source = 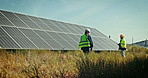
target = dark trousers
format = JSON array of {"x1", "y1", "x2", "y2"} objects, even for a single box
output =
[{"x1": 81, "y1": 47, "x2": 90, "y2": 54}]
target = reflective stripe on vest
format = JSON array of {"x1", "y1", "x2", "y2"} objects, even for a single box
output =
[
  {"x1": 79, "y1": 34, "x2": 90, "y2": 48},
  {"x1": 120, "y1": 39, "x2": 126, "y2": 48}
]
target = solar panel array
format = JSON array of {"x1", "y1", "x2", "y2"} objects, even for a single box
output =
[{"x1": 0, "y1": 10, "x2": 118, "y2": 50}]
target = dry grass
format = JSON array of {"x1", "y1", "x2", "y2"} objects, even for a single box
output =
[
  {"x1": 77, "y1": 52, "x2": 148, "y2": 78},
  {"x1": 0, "y1": 50, "x2": 80, "y2": 78},
  {"x1": 0, "y1": 46, "x2": 148, "y2": 78}
]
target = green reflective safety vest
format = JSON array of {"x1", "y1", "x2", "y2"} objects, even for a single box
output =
[
  {"x1": 120, "y1": 39, "x2": 126, "y2": 48},
  {"x1": 78, "y1": 34, "x2": 90, "y2": 48}
]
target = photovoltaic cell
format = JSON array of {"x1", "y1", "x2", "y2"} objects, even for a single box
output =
[
  {"x1": 9, "y1": 19, "x2": 29, "y2": 28},
  {"x1": 41, "y1": 19, "x2": 62, "y2": 32},
  {"x1": 19, "y1": 28, "x2": 52, "y2": 49},
  {"x1": 0, "y1": 10, "x2": 118, "y2": 51},
  {"x1": 75, "y1": 25, "x2": 85, "y2": 34},
  {"x1": 58, "y1": 33, "x2": 77, "y2": 48},
  {"x1": 35, "y1": 22, "x2": 51, "y2": 30},
  {"x1": 93, "y1": 40, "x2": 105, "y2": 50},
  {"x1": 14, "y1": 13, "x2": 41, "y2": 29},
  {"x1": 34, "y1": 30, "x2": 63, "y2": 50},
  {"x1": 0, "y1": 13, "x2": 14, "y2": 26},
  {"x1": 89, "y1": 28, "x2": 99, "y2": 36},
  {"x1": 92, "y1": 28, "x2": 108, "y2": 38},
  {"x1": 102, "y1": 38, "x2": 118, "y2": 49},
  {"x1": 72, "y1": 24, "x2": 84, "y2": 34},
  {"x1": 0, "y1": 10, "x2": 28, "y2": 28},
  {"x1": 64, "y1": 23, "x2": 78, "y2": 34},
  {"x1": 14, "y1": 13, "x2": 31, "y2": 21},
  {"x1": 0, "y1": 10, "x2": 17, "y2": 18},
  {"x1": 25, "y1": 21, "x2": 41, "y2": 29},
  {"x1": 51, "y1": 20, "x2": 71, "y2": 33},
  {"x1": 28, "y1": 16, "x2": 43, "y2": 23},
  {"x1": 66, "y1": 34, "x2": 79, "y2": 43},
  {"x1": 97, "y1": 38, "x2": 112, "y2": 50},
  {"x1": 48, "y1": 20, "x2": 64, "y2": 32},
  {"x1": 0, "y1": 27, "x2": 20, "y2": 48},
  {"x1": 2, "y1": 26, "x2": 37, "y2": 49},
  {"x1": 47, "y1": 32, "x2": 75, "y2": 50},
  {"x1": 38, "y1": 18, "x2": 54, "y2": 31},
  {"x1": 28, "y1": 16, "x2": 51, "y2": 30}
]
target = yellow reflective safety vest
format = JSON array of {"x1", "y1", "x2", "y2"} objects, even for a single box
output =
[
  {"x1": 79, "y1": 34, "x2": 90, "y2": 48},
  {"x1": 120, "y1": 39, "x2": 126, "y2": 48}
]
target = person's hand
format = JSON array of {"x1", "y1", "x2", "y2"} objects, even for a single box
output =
[{"x1": 90, "y1": 48, "x2": 93, "y2": 51}]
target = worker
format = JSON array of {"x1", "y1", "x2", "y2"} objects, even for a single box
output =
[
  {"x1": 118, "y1": 34, "x2": 126, "y2": 57},
  {"x1": 79, "y1": 28, "x2": 93, "y2": 54}
]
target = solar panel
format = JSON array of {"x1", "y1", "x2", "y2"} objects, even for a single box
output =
[
  {"x1": 1, "y1": 10, "x2": 29, "y2": 28},
  {"x1": 38, "y1": 18, "x2": 54, "y2": 31},
  {"x1": 71, "y1": 24, "x2": 84, "y2": 34},
  {"x1": 92, "y1": 28, "x2": 108, "y2": 38},
  {"x1": 58, "y1": 33, "x2": 78, "y2": 48},
  {"x1": 41, "y1": 19, "x2": 63, "y2": 32},
  {"x1": 0, "y1": 10, "x2": 118, "y2": 51},
  {"x1": 0, "y1": 13, "x2": 14, "y2": 26},
  {"x1": 93, "y1": 40, "x2": 105, "y2": 50},
  {"x1": 19, "y1": 28, "x2": 52, "y2": 49},
  {"x1": 47, "y1": 32, "x2": 75, "y2": 50},
  {"x1": 0, "y1": 26, "x2": 20, "y2": 48},
  {"x1": 1, "y1": 26, "x2": 37, "y2": 49},
  {"x1": 34, "y1": 30, "x2": 63, "y2": 50},
  {"x1": 92, "y1": 37, "x2": 107, "y2": 49},
  {"x1": 28, "y1": 16, "x2": 52, "y2": 30},
  {"x1": 66, "y1": 34, "x2": 79, "y2": 43},
  {"x1": 50, "y1": 20, "x2": 71, "y2": 33},
  {"x1": 64, "y1": 23, "x2": 79, "y2": 34}
]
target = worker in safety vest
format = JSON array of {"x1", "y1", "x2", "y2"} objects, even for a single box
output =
[
  {"x1": 118, "y1": 34, "x2": 126, "y2": 57},
  {"x1": 79, "y1": 28, "x2": 93, "y2": 54}
]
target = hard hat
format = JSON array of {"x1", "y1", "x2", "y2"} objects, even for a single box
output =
[
  {"x1": 85, "y1": 28, "x2": 90, "y2": 32},
  {"x1": 120, "y1": 34, "x2": 124, "y2": 38}
]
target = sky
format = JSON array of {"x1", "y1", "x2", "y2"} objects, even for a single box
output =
[{"x1": 0, "y1": 0, "x2": 148, "y2": 44}]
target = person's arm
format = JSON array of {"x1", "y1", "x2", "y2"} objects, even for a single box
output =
[
  {"x1": 118, "y1": 40, "x2": 121, "y2": 49},
  {"x1": 88, "y1": 35, "x2": 93, "y2": 50}
]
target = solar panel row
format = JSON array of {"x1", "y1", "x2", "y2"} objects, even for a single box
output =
[{"x1": 0, "y1": 10, "x2": 118, "y2": 50}]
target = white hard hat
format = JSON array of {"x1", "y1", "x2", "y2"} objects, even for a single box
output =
[{"x1": 85, "y1": 28, "x2": 90, "y2": 32}]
